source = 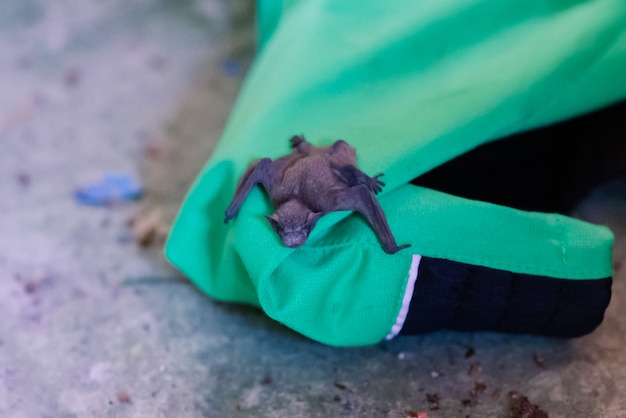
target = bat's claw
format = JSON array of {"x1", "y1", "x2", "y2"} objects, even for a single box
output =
[
  {"x1": 368, "y1": 174, "x2": 385, "y2": 194},
  {"x1": 383, "y1": 243, "x2": 411, "y2": 254},
  {"x1": 224, "y1": 207, "x2": 238, "y2": 223}
]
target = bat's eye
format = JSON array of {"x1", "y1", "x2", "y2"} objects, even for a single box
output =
[
  {"x1": 305, "y1": 212, "x2": 323, "y2": 229},
  {"x1": 265, "y1": 215, "x2": 281, "y2": 232}
]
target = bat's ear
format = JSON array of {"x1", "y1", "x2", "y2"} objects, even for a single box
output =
[
  {"x1": 306, "y1": 212, "x2": 323, "y2": 228},
  {"x1": 265, "y1": 214, "x2": 281, "y2": 232}
]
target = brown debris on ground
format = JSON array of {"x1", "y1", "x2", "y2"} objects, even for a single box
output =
[
  {"x1": 533, "y1": 354, "x2": 547, "y2": 369},
  {"x1": 467, "y1": 362, "x2": 483, "y2": 376},
  {"x1": 425, "y1": 393, "x2": 440, "y2": 411},
  {"x1": 508, "y1": 391, "x2": 549, "y2": 418},
  {"x1": 334, "y1": 382, "x2": 348, "y2": 391},
  {"x1": 405, "y1": 410, "x2": 428, "y2": 418},
  {"x1": 461, "y1": 381, "x2": 488, "y2": 407},
  {"x1": 129, "y1": 209, "x2": 169, "y2": 247},
  {"x1": 116, "y1": 391, "x2": 133, "y2": 405}
]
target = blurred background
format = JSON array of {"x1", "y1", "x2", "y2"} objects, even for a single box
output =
[{"x1": 1, "y1": 1, "x2": 625, "y2": 417}]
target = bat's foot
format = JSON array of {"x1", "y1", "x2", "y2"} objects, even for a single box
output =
[
  {"x1": 367, "y1": 174, "x2": 385, "y2": 194},
  {"x1": 289, "y1": 135, "x2": 306, "y2": 148},
  {"x1": 383, "y1": 243, "x2": 411, "y2": 254}
]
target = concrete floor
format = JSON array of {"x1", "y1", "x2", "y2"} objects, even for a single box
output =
[{"x1": 2, "y1": 1, "x2": 626, "y2": 417}]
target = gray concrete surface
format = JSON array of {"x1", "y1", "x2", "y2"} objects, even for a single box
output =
[{"x1": 1, "y1": 1, "x2": 626, "y2": 417}]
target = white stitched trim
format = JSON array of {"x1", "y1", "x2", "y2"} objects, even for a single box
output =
[{"x1": 386, "y1": 254, "x2": 422, "y2": 340}]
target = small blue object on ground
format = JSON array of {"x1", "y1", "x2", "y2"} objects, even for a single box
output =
[
  {"x1": 74, "y1": 173, "x2": 144, "y2": 206},
  {"x1": 220, "y1": 58, "x2": 245, "y2": 77}
]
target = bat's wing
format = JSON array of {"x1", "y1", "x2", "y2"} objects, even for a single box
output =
[
  {"x1": 333, "y1": 185, "x2": 410, "y2": 254},
  {"x1": 224, "y1": 158, "x2": 273, "y2": 222},
  {"x1": 332, "y1": 164, "x2": 385, "y2": 194}
]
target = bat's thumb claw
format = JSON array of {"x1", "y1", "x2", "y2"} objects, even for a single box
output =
[{"x1": 384, "y1": 243, "x2": 411, "y2": 254}]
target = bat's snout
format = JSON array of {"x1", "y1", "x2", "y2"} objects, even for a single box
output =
[{"x1": 281, "y1": 233, "x2": 308, "y2": 249}]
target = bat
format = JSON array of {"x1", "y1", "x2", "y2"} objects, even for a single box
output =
[{"x1": 224, "y1": 135, "x2": 410, "y2": 254}]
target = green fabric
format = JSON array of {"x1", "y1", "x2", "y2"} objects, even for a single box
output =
[{"x1": 166, "y1": 0, "x2": 626, "y2": 346}]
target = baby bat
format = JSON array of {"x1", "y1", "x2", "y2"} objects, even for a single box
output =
[{"x1": 224, "y1": 135, "x2": 410, "y2": 254}]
